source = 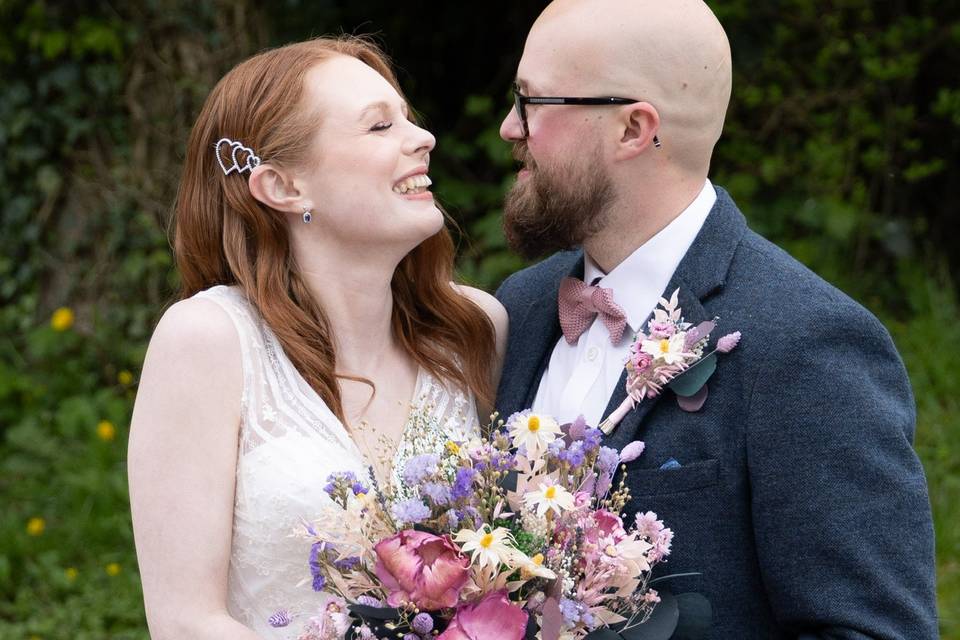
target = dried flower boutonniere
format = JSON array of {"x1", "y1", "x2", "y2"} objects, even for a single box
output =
[{"x1": 599, "y1": 289, "x2": 741, "y2": 434}]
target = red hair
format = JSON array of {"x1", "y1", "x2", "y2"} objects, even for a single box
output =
[{"x1": 172, "y1": 36, "x2": 495, "y2": 419}]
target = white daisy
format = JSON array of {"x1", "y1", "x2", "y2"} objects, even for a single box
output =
[
  {"x1": 523, "y1": 481, "x2": 576, "y2": 518},
  {"x1": 508, "y1": 412, "x2": 561, "y2": 458},
  {"x1": 640, "y1": 332, "x2": 689, "y2": 365},
  {"x1": 509, "y1": 550, "x2": 557, "y2": 580},
  {"x1": 454, "y1": 525, "x2": 515, "y2": 569}
]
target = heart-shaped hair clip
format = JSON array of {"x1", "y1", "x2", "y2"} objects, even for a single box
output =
[{"x1": 214, "y1": 137, "x2": 262, "y2": 175}]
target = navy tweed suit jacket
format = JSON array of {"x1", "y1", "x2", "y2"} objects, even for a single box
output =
[{"x1": 494, "y1": 187, "x2": 938, "y2": 639}]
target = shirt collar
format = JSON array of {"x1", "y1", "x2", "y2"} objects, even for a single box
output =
[{"x1": 584, "y1": 179, "x2": 717, "y2": 333}]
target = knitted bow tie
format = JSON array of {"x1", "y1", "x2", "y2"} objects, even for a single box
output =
[{"x1": 558, "y1": 276, "x2": 628, "y2": 345}]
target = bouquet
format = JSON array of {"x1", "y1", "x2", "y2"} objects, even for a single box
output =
[{"x1": 281, "y1": 412, "x2": 707, "y2": 640}]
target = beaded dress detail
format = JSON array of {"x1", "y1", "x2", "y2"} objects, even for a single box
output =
[{"x1": 192, "y1": 285, "x2": 480, "y2": 637}]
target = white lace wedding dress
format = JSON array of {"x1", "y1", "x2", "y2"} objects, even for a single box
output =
[{"x1": 194, "y1": 285, "x2": 480, "y2": 638}]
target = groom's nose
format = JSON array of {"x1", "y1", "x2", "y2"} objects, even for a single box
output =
[{"x1": 500, "y1": 106, "x2": 524, "y2": 142}]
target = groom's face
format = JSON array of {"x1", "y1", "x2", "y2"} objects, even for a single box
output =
[
  {"x1": 501, "y1": 138, "x2": 614, "y2": 260},
  {"x1": 499, "y1": 40, "x2": 615, "y2": 259}
]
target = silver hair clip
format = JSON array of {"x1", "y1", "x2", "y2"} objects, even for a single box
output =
[{"x1": 214, "y1": 137, "x2": 262, "y2": 175}]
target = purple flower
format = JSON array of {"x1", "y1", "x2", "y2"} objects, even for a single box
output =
[
  {"x1": 451, "y1": 467, "x2": 477, "y2": 501},
  {"x1": 567, "y1": 415, "x2": 588, "y2": 441},
  {"x1": 558, "y1": 598, "x2": 582, "y2": 625},
  {"x1": 421, "y1": 482, "x2": 452, "y2": 506},
  {"x1": 268, "y1": 609, "x2": 291, "y2": 628},
  {"x1": 582, "y1": 427, "x2": 602, "y2": 452},
  {"x1": 619, "y1": 441, "x2": 646, "y2": 463},
  {"x1": 391, "y1": 498, "x2": 431, "y2": 525},
  {"x1": 682, "y1": 326, "x2": 702, "y2": 350},
  {"x1": 560, "y1": 441, "x2": 586, "y2": 468},
  {"x1": 352, "y1": 481, "x2": 369, "y2": 495},
  {"x1": 403, "y1": 453, "x2": 441, "y2": 486},
  {"x1": 717, "y1": 331, "x2": 741, "y2": 353},
  {"x1": 357, "y1": 594, "x2": 383, "y2": 607},
  {"x1": 412, "y1": 612, "x2": 434, "y2": 634},
  {"x1": 309, "y1": 542, "x2": 326, "y2": 591},
  {"x1": 333, "y1": 555, "x2": 361, "y2": 571},
  {"x1": 596, "y1": 447, "x2": 620, "y2": 474},
  {"x1": 490, "y1": 452, "x2": 515, "y2": 471},
  {"x1": 444, "y1": 508, "x2": 460, "y2": 530},
  {"x1": 547, "y1": 438, "x2": 565, "y2": 457},
  {"x1": 324, "y1": 471, "x2": 365, "y2": 500}
]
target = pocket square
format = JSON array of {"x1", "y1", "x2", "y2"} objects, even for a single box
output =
[{"x1": 660, "y1": 458, "x2": 682, "y2": 470}]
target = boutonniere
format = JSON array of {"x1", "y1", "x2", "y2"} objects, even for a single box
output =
[{"x1": 599, "y1": 288, "x2": 741, "y2": 435}]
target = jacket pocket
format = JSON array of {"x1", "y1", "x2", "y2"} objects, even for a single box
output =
[{"x1": 624, "y1": 458, "x2": 719, "y2": 497}]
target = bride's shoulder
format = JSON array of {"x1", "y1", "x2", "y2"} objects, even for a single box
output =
[
  {"x1": 145, "y1": 294, "x2": 241, "y2": 375},
  {"x1": 453, "y1": 283, "x2": 508, "y2": 334}
]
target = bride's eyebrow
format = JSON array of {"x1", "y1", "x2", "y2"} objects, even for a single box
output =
[{"x1": 358, "y1": 100, "x2": 409, "y2": 120}]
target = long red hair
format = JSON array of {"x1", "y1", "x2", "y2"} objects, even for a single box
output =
[{"x1": 172, "y1": 36, "x2": 495, "y2": 419}]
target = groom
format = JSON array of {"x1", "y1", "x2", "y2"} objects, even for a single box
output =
[{"x1": 494, "y1": 0, "x2": 938, "y2": 637}]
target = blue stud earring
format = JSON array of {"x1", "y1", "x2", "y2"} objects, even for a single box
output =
[{"x1": 302, "y1": 207, "x2": 312, "y2": 224}]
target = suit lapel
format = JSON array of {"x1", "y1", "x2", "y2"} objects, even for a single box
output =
[{"x1": 600, "y1": 187, "x2": 747, "y2": 450}]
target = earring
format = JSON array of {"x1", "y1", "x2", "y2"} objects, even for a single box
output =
[
  {"x1": 302, "y1": 207, "x2": 312, "y2": 224},
  {"x1": 653, "y1": 135, "x2": 662, "y2": 149}
]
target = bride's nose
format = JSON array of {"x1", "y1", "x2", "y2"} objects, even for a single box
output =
[{"x1": 404, "y1": 122, "x2": 436, "y2": 156}]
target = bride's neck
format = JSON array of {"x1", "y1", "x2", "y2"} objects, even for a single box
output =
[{"x1": 293, "y1": 241, "x2": 401, "y2": 375}]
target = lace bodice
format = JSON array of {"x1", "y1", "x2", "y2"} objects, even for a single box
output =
[{"x1": 193, "y1": 285, "x2": 480, "y2": 638}]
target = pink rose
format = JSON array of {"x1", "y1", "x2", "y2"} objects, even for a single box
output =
[
  {"x1": 630, "y1": 350, "x2": 653, "y2": 373},
  {"x1": 648, "y1": 321, "x2": 676, "y2": 339},
  {"x1": 438, "y1": 591, "x2": 529, "y2": 640},
  {"x1": 374, "y1": 530, "x2": 470, "y2": 610},
  {"x1": 584, "y1": 509, "x2": 626, "y2": 547}
]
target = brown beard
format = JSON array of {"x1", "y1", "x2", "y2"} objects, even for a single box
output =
[{"x1": 502, "y1": 141, "x2": 614, "y2": 260}]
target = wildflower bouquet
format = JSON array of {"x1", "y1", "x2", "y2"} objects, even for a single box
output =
[{"x1": 284, "y1": 412, "x2": 707, "y2": 640}]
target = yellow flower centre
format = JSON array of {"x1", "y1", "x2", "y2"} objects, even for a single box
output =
[
  {"x1": 446, "y1": 441, "x2": 460, "y2": 455},
  {"x1": 51, "y1": 307, "x2": 74, "y2": 332},
  {"x1": 97, "y1": 420, "x2": 116, "y2": 441},
  {"x1": 479, "y1": 533, "x2": 494, "y2": 548},
  {"x1": 532, "y1": 553, "x2": 544, "y2": 565},
  {"x1": 527, "y1": 416, "x2": 540, "y2": 432},
  {"x1": 545, "y1": 486, "x2": 557, "y2": 500},
  {"x1": 659, "y1": 339, "x2": 671, "y2": 353}
]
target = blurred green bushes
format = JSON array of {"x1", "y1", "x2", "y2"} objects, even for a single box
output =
[{"x1": 1, "y1": 0, "x2": 957, "y2": 638}]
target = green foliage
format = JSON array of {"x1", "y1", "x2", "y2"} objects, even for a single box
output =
[{"x1": 0, "y1": 0, "x2": 957, "y2": 638}]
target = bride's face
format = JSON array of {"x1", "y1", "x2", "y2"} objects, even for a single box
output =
[{"x1": 297, "y1": 56, "x2": 443, "y2": 248}]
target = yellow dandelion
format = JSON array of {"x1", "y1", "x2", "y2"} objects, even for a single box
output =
[
  {"x1": 105, "y1": 562, "x2": 121, "y2": 576},
  {"x1": 117, "y1": 370, "x2": 134, "y2": 385},
  {"x1": 65, "y1": 567, "x2": 78, "y2": 581},
  {"x1": 96, "y1": 420, "x2": 116, "y2": 441},
  {"x1": 26, "y1": 517, "x2": 45, "y2": 536},
  {"x1": 50, "y1": 307, "x2": 74, "y2": 331}
]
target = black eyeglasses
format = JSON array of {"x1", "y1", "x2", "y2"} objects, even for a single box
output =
[{"x1": 512, "y1": 83, "x2": 661, "y2": 147}]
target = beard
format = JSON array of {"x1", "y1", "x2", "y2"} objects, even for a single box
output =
[{"x1": 502, "y1": 140, "x2": 615, "y2": 260}]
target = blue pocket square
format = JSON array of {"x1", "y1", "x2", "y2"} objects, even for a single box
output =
[{"x1": 660, "y1": 458, "x2": 682, "y2": 470}]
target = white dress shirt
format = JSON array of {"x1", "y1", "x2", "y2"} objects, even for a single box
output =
[{"x1": 531, "y1": 180, "x2": 717, "y2": 426}]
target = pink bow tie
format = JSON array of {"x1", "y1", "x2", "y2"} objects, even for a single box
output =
[{"x1": 558, "y1": 276, "x2": 628, "y2": 345}]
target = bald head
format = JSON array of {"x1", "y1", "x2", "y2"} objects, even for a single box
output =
[{"x1": 520, "y1": 0, "x2": 732, "y2": 174}]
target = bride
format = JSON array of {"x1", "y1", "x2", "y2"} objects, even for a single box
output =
[{"x1": 127, "y1": 37, "x2": 507, "y2": 639}]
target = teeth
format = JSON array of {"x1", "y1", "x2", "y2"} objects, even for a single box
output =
[{"x1": 393, "y1": 174, "x2": 432, "y2": 194}]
